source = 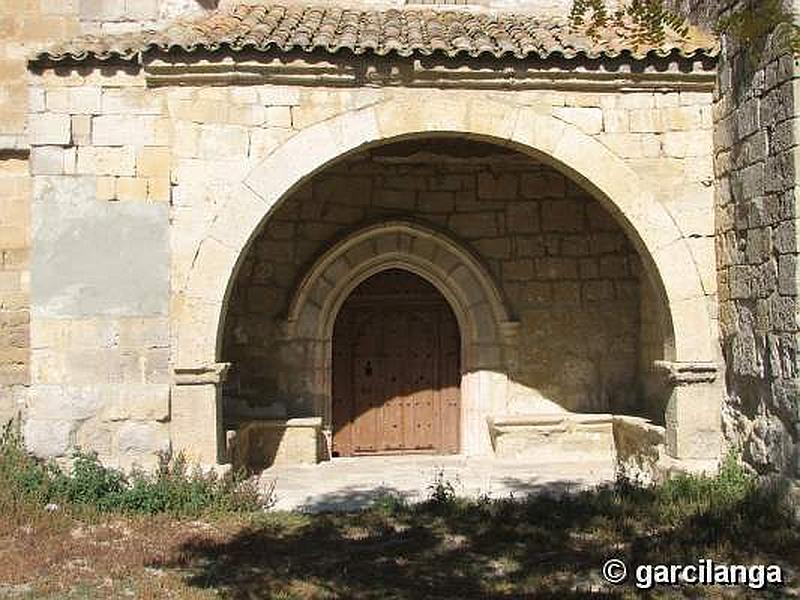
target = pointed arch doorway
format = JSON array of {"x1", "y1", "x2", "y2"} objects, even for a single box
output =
[{"x1": 331, "y1": 269, "x2": 461, "y2": 457}]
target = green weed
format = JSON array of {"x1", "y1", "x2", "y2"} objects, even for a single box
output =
[{"x1": 0, "y1": 419, "x2": 271, "y2": 517}]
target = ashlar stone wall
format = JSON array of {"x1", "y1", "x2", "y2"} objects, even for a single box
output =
[
  {"x1": 221, "y1": 139, "x2": 664, "y2": 424},
  {"x1": 24, "y1": 52, "x2": 718, "y2": 465},
  {"x1": 0, "y1": 156, "x2": 30, "y2": 424},
  {"x1": 25, "y1": 68, "x2": 172, "y2": 467},
  {"x1": 0, "y1": 0, "x2": 215, "y2": 436}
]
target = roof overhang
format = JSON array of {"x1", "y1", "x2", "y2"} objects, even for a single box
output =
[
  {"x1": 138, "y1": 46, "x2": 715, "y2": 91},
  {"x1": 29, "y1": 2, "x2": 718, "y2": 91}
]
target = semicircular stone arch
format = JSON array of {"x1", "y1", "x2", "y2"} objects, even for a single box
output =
[
  {"x1": 287, "y1": 220, "x2": 517, "y2": 372},
  {"x1": 280, "y1": 220, "x2": 519, "y2": 455},
  {"x1": 177, "y1": 99, "x2": 714, "y2": 368},
  {"x1": 172, "y1": 95, "x2": 720, "y2": 465}
]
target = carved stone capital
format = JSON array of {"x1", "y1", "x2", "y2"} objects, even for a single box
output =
[
  {"x1": 174, "y1": 362, "x2": 231, "y2": 386},
  {"x1": 653, "y1": 360, "x2": 718, "y2": 385}
]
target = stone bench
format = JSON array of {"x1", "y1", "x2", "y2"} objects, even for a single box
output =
[
  {"x1": 488, "y1": 413, "x2": 615, "y2": 462},
  {"x1": 227, "y1": 417, "x2": 323, "y2": 473}
]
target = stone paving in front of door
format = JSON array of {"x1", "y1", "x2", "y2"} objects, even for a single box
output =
[{"x1": 257, "y1": 454, "x2": 616, "y2": 512}]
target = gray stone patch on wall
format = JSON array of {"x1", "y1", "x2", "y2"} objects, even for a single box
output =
[{"x1": 31, "y1": 176, "x2": 169, "y2": 318}]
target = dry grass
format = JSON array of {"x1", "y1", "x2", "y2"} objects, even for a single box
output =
[
  {"x1": 1, "y1": 426, "x2": 796, "y2": 599},
  {"x1": 1, "y1": 472, "x2": 799, "y2": 599}
]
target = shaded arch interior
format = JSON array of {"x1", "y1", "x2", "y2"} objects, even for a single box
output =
[{"x1": 220, "y1": 137, "x2": 672, "y2": 425}]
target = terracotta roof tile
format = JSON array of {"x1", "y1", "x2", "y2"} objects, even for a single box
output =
[{"x1": 34, "y1": 2, "x2": 719, "y2": 63}]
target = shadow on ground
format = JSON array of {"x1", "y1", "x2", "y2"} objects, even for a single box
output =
[
  {"x1": 152, "y1": 478, "x2": 800, "y2": 599},
  {"x1": 287, "y1": 478, "x2": 592, "y2": 513}
]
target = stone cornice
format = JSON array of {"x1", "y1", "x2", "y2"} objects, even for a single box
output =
[
  {"x1": 174, "y1": 363, "x2": 231, "y2": 386},
  {"x1": 143, "y1": 51, "x2": 716, "y2": 91},
  {"x1": 653, "y1": 360, "x2": 718, "y2": 385}
]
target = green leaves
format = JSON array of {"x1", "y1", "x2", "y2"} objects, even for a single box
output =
[
  {"x1": 569, "y1": 0, "x2": 689, "y2": 48},
  {"x1": 715, "y1": 0, "x2": 800, "y2": 58},
  {"x1": 570, "y1": 0, "x2": 800, "y2": 59}
]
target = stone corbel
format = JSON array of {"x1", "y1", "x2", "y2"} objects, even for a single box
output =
[
  {"x1": 652, "y1": 360, "x2": 718, "y2": 385},
  {"x1": 174, "y1": 363, "x2": 231, "y2": 386}
]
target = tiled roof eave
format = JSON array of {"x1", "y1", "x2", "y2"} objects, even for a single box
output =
[
  {"x1": 31, "y1": 3, "x2": 720, "y2": 67},
  {"x1": 33, "y1": 42, "x2": 718, "y2": 66}
]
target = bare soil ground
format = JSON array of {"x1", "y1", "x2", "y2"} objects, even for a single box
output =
[{"x1": 1, "y1": 485, "x2": 799, "y2": 599}]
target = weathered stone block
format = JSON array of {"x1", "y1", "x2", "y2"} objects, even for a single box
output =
[
  {"x1": 553, "y1": 281, "x2": 581, "y2": 304},
  {"x1": 477, "y1": 172, "x2": 517, "y2": 199},
  {"x1": 148, "y1": 177, "x2": 170, "y2": 202},
  {"x1": 603, "y1": 109, "x2": 629, "y2": 133},
  {"x1": 24, "y1": 418, "x2": 72, "y2": 458},
  {"x1": 541, "y1": 200, "x2": 584, "y2": 232},
  {"x1": 171, "y1": 383, "x2": 223, "y2": 465},
  {"x1": 629, "y1": 109, "x2": 664, "y2": 133},
  {"x1": 662, "y1": 131, "x2": 711, "y2": 158},
  {"x1": 520, "y1": 172, "x2": 566, "y2": 198},
  {"x1": 116, "y1": 176, "x2": 148, "y2": 201},
  {"x1": 76, "y1": 146, "x2": 136, "y2": 176},
  {"x1": 101, "y1": 384, "x2": 170, "y2": 422},
  {"x1": 76, "y1": 423, "x2": 113, "y2": 457},
  {"x1": 778, "y1": 254, "x2": 797, "y2": 296},
  {"x1": 102, "y1": 88, "x2": 163, "y2": 115},
  {"x1": 93, "y1": 115, "x2": 157, "y2": 146},
  {"x1": 536, "y1": 257, "x2": 578, "y2": 280},
  {"x1": 198, "y1": 125, "x2": 249, "y2": 158},
  {"x1": 259, "y1": 86, "x2": 300, "y2": 106},
  {"x1": 617, "y1": 94, "x2": 655, "y2": 110},
  {"x1": 553, "y1": 107, "x2": 603, "y2": 134},
  {"x1": 28, "y1": 385, "x2": 103, "y2": 420},
  {"x1": 116, "y1": 421, "x2": 168, "y2": 456},
  {"x1": 449, "y1": 212, "x2": 498, "y2": 238},
  {"x1": 561, "y1": 235, "x2": 589, "y2": 256},
  {"x1": 583, "y1": 280, "x2": 614, "y2": 302},
  {"x1": 474, "y1": 237, "x2": 511, "y2": 260},
  {"x1": 228, "y1": 103, "x2": 266, "y2": 127},
  {"x1": 501, "y1": 259, "x2": 532, "y2": 281},
  {"x1": 136, "y1": 147, "x2": 170, "y2": 179},
  {"x1": 664, "y1": 106, "x2": 702, "y2": 130},
  {"x1": 265, "y1": 106, "x2": 292, "y2": 128},
  {"x1": 30, "y1": 147, "x2": 67, "y2": 175},
  {"x1": 29, "y1": 113, "x2": 71, "y2": 145},
  {"x1": 62, "y1": 87, "x2": 102, "y2": 114},
  {"x1": 96, "y1": 176, "x2": 116, "y2": 201},
  {"x1": 71, "y1": 115, "x2": 92, "y2": 145}
]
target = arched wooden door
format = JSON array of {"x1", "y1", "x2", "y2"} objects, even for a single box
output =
[{"x1": 332, "y1": 269, "x2": 461, "y2": 457}]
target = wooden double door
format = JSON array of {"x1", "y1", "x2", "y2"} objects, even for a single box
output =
[{"x1": 331, "y1": 270, "x2": 461, "y2": 457}]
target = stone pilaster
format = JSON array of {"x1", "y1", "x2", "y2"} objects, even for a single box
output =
[
  {"x1": 655, "y1": 360, "x2": 721, "y2": 462},
  {"x1": 171, "y1": 363, "x2": 230, "y2": 465}
]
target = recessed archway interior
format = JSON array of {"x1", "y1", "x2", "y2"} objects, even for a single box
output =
[{"x1": 220, "y1": 135, "x2": 674, "y2": 456}]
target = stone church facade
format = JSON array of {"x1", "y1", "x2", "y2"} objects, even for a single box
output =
[{"x1": 0, "y1": 0, "x2": 795, "y2": 482}]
